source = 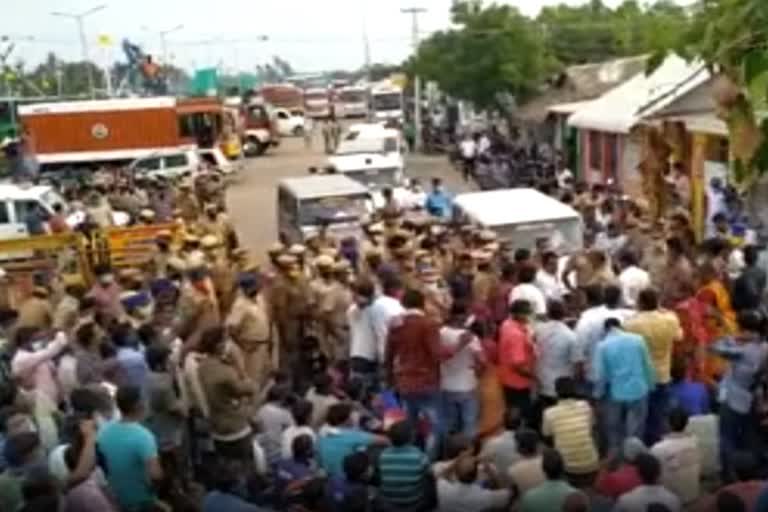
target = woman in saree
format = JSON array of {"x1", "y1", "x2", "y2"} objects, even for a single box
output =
[
  {"x1": 468, "y1": 318, "x2": 505, "y2": 440},
  {"x1": 694, "y1": 261, "x2": 738, "y2": 386}
]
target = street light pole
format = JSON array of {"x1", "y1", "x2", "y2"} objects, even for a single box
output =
[
  {"x1": 401, "y1": 6, "x2": 426, "y2": 152},
  {"x1": 143, "y1": 24, "x2": 183, "y2": 92},
  {"x1": 51, "y1": 4, "x2": 106, "y2": 98}
]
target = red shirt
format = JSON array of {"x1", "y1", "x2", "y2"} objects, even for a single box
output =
[
  {"x1": 387, "y1": 310, "x2": 442, "y2": 394},
  {"x1": 594, "y1": 464, "x2": 642, "y2": 499},
  {"x1": 497, "y1": 318, "x2": 536, "y2": 390}
]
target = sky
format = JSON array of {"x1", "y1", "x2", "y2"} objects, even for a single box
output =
[{"x1": 3, "y1": 0, "x2": 696, "y2": 73}]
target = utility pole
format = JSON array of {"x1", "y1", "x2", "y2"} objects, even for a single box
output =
[
  {"x1": 143, "y1": 24, "x2": 183, "y2": 92},
  {"x1": 51, "y1": 4, "x2": 106, "y2": 98},
  {"x1": 401, "y1": 6, "x2": 426, "y2": 152},
  {"x1": 362, "y1": 2, "x2": 371, "y2": 82}
]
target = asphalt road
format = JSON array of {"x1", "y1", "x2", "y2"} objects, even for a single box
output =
[{"x1": 227, "y1": 135, "x2": 474, "y2": 255}]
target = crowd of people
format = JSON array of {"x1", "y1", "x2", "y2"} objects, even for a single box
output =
[{"x1": 0, "y1": 149, "x2": 768, "y2": 512}]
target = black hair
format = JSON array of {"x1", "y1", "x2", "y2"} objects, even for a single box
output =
[
  {"x1": 145, "y1": 344, "x2": 170, "y2": 372},
  {"x1": 401, "y1": 288, "x2": 425, "y2": 309},
  {"x1": 444, "y1": 433, "x2": 471, "y2": 459},
  {"x1": 604, "y1": 317, "x2": 622, "y2": 331},
  {"x1": 14, "y1": 326, "x2": 39, "y2": 349},
  {"x1": 291, "y1": 434, "x2": 314, "y2": 462},
  {"x1": 547, "y1": 299, "x2": 567, "y2": 321},
  {"x1": 670, "y1": 358, "x2": 688, "y2": 383},
  {"x1": 514, "y1": 248, "x2": 531, "y2": 263},
  {"x1": 388, "y1": 420, "x2": 414, "y2": 447},
  {"x1": 637, "y1": 288, "x2": 659, "y2": 311},
  {"x1": 326, "y1": 403, "x2": 353, "y2": 427},
  {"x1": 343, "y1": 451, "x2": 370, "y2": 482},
  {"x1": 667, "y1": 407, "x2": 689, "y2": 432},
  {"x1": 501, "y1": 262, "x2": 516, "y2": 280},
  {"x1": 555, "y1": 376, "x2": 577, "y2": 399},
  {"x1": 75, "y1": 323, "x2": 97, "y2": 348},
  {"x1": 542, "y1": 448, "x2": 565, "y2": 480},
  {"x1": 517, "y1": 264, "x2": 537, "y2": 284},
  {"x1": 744, "y1": 245, "x2": 760, "y2": 266},
  {"x1": 509, "y1": 299, "x2": 533, "y2": 318},
  {"x1": 603, "y1": 285, "x2": 622, "y2": 308},
  {"x1": 618, "y1": 250, "x2": 637, "y2": 268},
  {"x1": 634, "y1": 453, "x2": 661, "y2": 484},
  {"x1": 291, "y1": 400, "x2": 313, "y2": 427},
  {"x1": 516, "y1": 429, "x2": 539, "y2": 456},
  {"x1": 584, "y1": 284, "x2": 604, "y2": 307},
  {"x1": 266, "y1": 383, "x2": 291, "y2": 404},
  {"x1": 381, "y1": 274, "x2": 404, "y2": 296},
  {"x1": 115, "y1": 386, "x2": 143, "y2": 416}
]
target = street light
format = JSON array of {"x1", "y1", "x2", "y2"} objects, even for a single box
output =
[
  {"x1": 143, "y1": 24, "x2": 183, "y2": 69},
  {"x1": 51, "y1": 4, "x2": 107, "y2": 98}
]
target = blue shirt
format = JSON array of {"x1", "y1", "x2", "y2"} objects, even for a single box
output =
[
  {"x1": 316, "y1": 427, "x2": 375, "y2": 478},
  {"x1": 116, "y1": 347, "x2": 149, "y2": 392},
  {"x1": 202, "y1": 491, "x2": 266, "y2": 512},
  {"x1": 425, "y1": 191, "x2": 452, "y2": 218},
  {"x1": 711, "y1": 338, "x2": 768, "y2": 414},
  {"x1": 593, "y1": 329, "x2": 655, "y2": 402},
  {"x1": 669, "y1": 380, "x2": 710, "y2": 416},
  {"x1": 97, "y1": 421, "x2": 158, "y2": 511}
]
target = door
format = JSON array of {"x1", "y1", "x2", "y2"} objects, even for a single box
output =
[
  {"x1": 274, "y1": 110, "x2": 291, "y2": 136},
  {"x1": 11, "y1": 200, "x2": 39, "y2": 238}
]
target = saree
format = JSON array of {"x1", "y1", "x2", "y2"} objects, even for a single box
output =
[
  {"x1": 476, "y1": 338, "x2": 505, "y2": 440},
  {"x1": 695, "y1": 279, "x2": 738, "y2": 385}
]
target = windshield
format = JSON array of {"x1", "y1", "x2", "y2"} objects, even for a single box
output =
[
  {"x1": 346, "y1": 168, "x2": 398, "y2": 188},
  {"x1": 339, "y1": 90, "x2": 366, "y2": 103},
  {"x1": 372, "y1": 93, "x2": 401, "y2": 111},
  {"x1": 336, "y1": 136, "x2": 397, "y2": 155},
  {"x1": 298, "y1": 195, "x2": 368, "y2": 225}
]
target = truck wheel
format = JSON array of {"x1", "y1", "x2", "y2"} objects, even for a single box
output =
[
  {"x1": 243, "y1": 137, "x2": 264, "y2": 157},
  {"x1": 292, "y1": 126, "x2": 304, "y2": 137}
]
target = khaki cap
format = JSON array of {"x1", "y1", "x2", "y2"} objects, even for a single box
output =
[
  {"x1": 314, "y1": 254, "x2": 335, "y2": 268},
  {"x1": 232, "y1": 248, "x2": 249, "y2": 260},
  {"x1": 268, "y1": 242, "x2": 285, "y2": 255},
  {"x1": 183, "y1": 234, "x2": 200, "y2": 244},
  {"x1": 201, "y1": 235, "x2": 220, "y2": 248},
  {"x1": 367, "y1": 222, "x2": 385, "y2": 234},
  {"x1": 167, "y1": 256, "x2": 187, "y2": 271},
  {"x1": 276, "y1": 254, "x2": 298, "y2": 266},
  {"x1": 333, "y1": 259, "x2": 351, "y2": 272},
  {"x1": 288, "y1": 244, "x2": 306, "y2": 256},
  {"x1": 156, "y1": 230, "x2": 173, "y2": 241},
  {"x1": 139, "y1": 209, "x2": 155, "y2": 220}
]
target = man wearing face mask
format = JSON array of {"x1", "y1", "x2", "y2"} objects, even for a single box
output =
[{"x1": 226, "y1": 272, "x2": 273, "y2": 390}]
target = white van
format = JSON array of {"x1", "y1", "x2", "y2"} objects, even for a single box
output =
[
  {"x1": 277, "y1": 175, "x2": 371, "y2": 243},
  {"x1": 273, "y1": 108, "x2": 305, "y2": 137},
  {"x1": 131, "y1": 147, "x2": 236, "y2": 180},
  {"x1": 453, "y1": 188, "x2": 584, "y2": 254}
]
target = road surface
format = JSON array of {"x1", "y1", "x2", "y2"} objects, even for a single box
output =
[{"x1": 227, "y1": 135, "x2": 473, "y2": 254}]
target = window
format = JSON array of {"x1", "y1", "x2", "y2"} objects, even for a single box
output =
[
  {"x1": 199, "y1": 152, "x2": 217, "y2": 166},
  {"x1": 278, "y1": 187, "x2": 297, "y2": 223},
  {"x1": 13, "y1": 201, "x2": 38, "y2": 223},
  {"x1": 276, "y1": 111, "x2": 289, "y2": 120},
  {"x1": 163, "y1": 154, "x2": 189, "y2": 168},
  {"x1": 0, "y1": 203, "x2": 10, "y2": 224},
  {"x1": 178, "y1": 114, "x2": 195, "y2": 138},
  {"x1": 136, "y1": 157, "x2": 161, "y2": 171}
]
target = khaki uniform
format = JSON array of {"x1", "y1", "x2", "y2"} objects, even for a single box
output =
[
  {"x1": 227, "y1": 294, "x2": 272, "y2": 388},
  {"x1": 270, "y1": 274, "x2": 310, "y2": 369},
  {"x1": 208, "y1": 256, "x2": 236, "y2": 315},
  {"x1": 308, "y1": 277, "x2": 336, "y2": 359},
  {"x1": 472, "y1": 270, "x2": 497, "y2": 306},
  {"x1": 53, "y1": 295, "x2": 79, "y2": 333},
  {"x1": 177, "y1": 193, "x2": 201, "y2": 224},
  {"x1": 147, "y1": 249, "x2": 172, "y2": 279},
  {"x1": 17, "y1": 297, "x2": 53, "y2": 330},
  {"x1": 176, "y1": 283, "x2": 221, "y2": 348}
]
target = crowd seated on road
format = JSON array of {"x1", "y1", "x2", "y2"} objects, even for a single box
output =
[{"x1": 3, "y1": 142, "x2": 768, "y2": 512}]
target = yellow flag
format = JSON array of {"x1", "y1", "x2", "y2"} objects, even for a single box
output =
[{"x1": 97, "y1": 34, "x2": 113, "y2": 47}]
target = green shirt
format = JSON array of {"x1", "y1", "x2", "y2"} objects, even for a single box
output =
[
  {"x1": 519, "y1": 479, "x2": 579, "y2": 512},
  {"x1": 0, "y1": 471, "x2": 22, "y2": 512}
]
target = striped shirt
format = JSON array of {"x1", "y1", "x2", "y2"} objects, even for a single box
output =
[
  {"x1": 378, "y1": 445, "x2": 430, "y2": 507},
  {"x1": 542, "y1": 399, "x2": 599, "y2": 474}
]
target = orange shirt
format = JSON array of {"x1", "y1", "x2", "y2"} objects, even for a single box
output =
[{"x1": 497, "y1": 318, "x2": 536, "y2": 390}]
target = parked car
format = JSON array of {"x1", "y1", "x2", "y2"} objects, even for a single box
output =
[{"x1": 273, "y1": 108, "x2": 305, "y2": 137}]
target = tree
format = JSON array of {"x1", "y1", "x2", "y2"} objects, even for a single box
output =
[
  {"x1": 410, "y1": 1, "x2": 555, "y2": 111},
  {"x1": 658, "y1": 0, "x2": 768, "y2": 184}
]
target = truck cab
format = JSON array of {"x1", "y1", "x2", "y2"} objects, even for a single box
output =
[
  {"x1": 370, "y1": 84, "x2": 404, "y2": 123},
  {"x1": 277, "y1": 175, "x2": 371, "y2": 243},
  {"x1": 325, "y1": 124, "x2": 406, "y2": 209},
  {"x1": 453, "y1": 188, "x2": 584, "y2": 255}
]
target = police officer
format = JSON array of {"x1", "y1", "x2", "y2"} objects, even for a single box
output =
[
  {"x1": 227, "y1": 272, "x2": 273, "y2": 389},
  {"x1": 270, "y1": 254, "x2": 310, "y2": 370}
]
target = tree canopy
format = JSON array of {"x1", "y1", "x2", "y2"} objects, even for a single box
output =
[{"x1": 409, "y1": 0, "x2": 691, "y2": 111}]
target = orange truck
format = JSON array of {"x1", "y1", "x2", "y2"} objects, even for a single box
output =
[
  {"x1": 260, "y1": 83, "x2": 304, "y2": 112},
  {"x1": 19, "y1": 96, "x2": 241, "y2": 169}
]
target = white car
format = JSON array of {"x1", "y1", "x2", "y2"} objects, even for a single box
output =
[
  {"x1": 131, "y1": 147, "x2": 236, "y2": 180},
  {"x1": 326, "y1": 125, "x2": 406, "y2": 208},
  {"x1": 273, "y1": 108, "x2": 305, "y2": 137}
]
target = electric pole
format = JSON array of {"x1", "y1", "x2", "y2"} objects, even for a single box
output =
[
  {"x1": 401, "y1": 6, "x2": 426, "y2": 152},
  {"x1": 51, "y1": 4, "x2": 106, "y2": 98}
]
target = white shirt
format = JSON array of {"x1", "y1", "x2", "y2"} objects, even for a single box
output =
[
  {"x1": 618, "y1": 265, "x2": 651, "y2": 308},
  {"x1": 347, "y1": 304, "x2": 377, "y2": 362},
  {"x1": 437, "y1": 479, "x2": 510, "y2": 512},
  {"x1": 508, "y1": 283, "x2": 547, "y2": 316},
  {"x1": 534, "y1": 269, "x2": 565, "y2": 301},
  {"x1": 478, "y1": 135, "x2": 491, "y2": 155},
  {"x1": 369, "y1": 295, "x2": 405, "y2": 362},
  {"x1": 460, "y1": 139, "x2": 477, "y2": 159},
  {"x1": 574, "y1": 305, "x2": 635, "y2": 379},
  {"x1": 556, "y1": 168, "x2": 574, "y2": 188},
  {"x1": 281, "y1": 425, "x2": 317, "y2": 459},
  {"x1": 439, "y1": 326, "x2": 482, "y2": 392},
  {"x1": 650, "y1": 433, "x2": 701, "y2": 504}
]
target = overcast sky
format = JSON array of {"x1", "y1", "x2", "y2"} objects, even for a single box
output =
[{"x1": 4, "y1": 0, "x2": 695, "y2": 73}]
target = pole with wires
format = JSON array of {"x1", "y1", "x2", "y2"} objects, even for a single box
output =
[
  {"x1": 401, "y1": 6, "x2": 426, "y2": 152},
  {"x1": 51, "y1": 5, "x2": 106, "y2": 98}
]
